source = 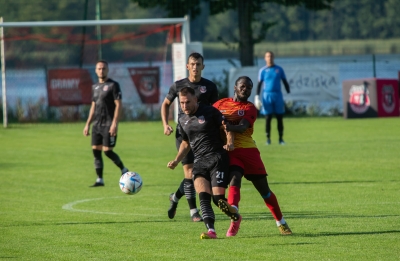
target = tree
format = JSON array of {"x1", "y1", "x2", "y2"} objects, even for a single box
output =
[{"x1": 130, "y1": 0, "x2": 333, "y2": 66}]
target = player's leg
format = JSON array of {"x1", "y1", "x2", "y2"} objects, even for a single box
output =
[
  {"x1": 227, "y1": 150, "x2": 245, "y2": 209},
  {"x1": 90, "y1": 125, "x2": 105, "y2": 187},
  {"x1": 193, "y1": 170, "x2": 216, "y2": 239},
  {"x1": 275, "y1": 94, "x2": 286, "y2": 144},
  {"x1": 102, "y1": 127, "x2": 128, "y2": 174},
  {"x1": 168, "y1": 132, "x2": 201, "y2": 221},
  {"x1": 276, "y1": 114, "x2": 284, "y2": 144},
  {"x1": 210, "y1": 153, "x2": 241, "y2": 221},
  {"x1": 263, "y1": 92, "x2": 274, "y2": 144},
  {"x1": 250, "y1": 175, "x2": 292, "y2": 235}
]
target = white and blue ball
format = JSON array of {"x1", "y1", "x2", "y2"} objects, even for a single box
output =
[{"x1": 119, "y1": 171, "x2": 143, "y2": 195}]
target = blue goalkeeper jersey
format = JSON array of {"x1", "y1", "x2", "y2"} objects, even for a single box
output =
[{"x1": 258, "y1": 65, "x2": 287, "y2": 93}]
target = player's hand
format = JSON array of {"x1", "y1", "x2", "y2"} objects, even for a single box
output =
[
  {"x1": 167, "y1": 160, "x2": 178, "y2": 170},
  {"x1": 109, "y1": 124, "x2": 117, "y2": 136},
  {"x1": 164, "y1": 125, "x2": 174, "y2": 136},
  {"x1": 83, "y1": 125, "x2": 90, "y2": 136},
  {"x1": 254, "y1": 95, "x2": 262, "y2": 110},
  {"x1": 223, "y1": 144, "x2": 235, "y2": 151}
]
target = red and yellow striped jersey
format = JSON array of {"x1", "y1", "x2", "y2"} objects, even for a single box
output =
[{"x1": 213, "y1": 98, "x2": 257, "y2": 149}]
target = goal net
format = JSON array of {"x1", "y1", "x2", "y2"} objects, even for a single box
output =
[{"x1": 0, "y1": 18, "x2": 188, "y2": 124}]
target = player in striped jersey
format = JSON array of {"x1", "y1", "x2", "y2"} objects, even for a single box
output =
[{"x1": 213, "y1": 76, "x2": 292, "y2": 237}]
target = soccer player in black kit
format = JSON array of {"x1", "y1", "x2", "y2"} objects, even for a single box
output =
[
  {"x1": 167, "y1": 87, "x2": 240, "y2": 239},
  {"x1": 83, "y1": 60, "x2": 129, "y2": 187},
  {"x1": 161, "y1": 53, "x2": 218, "y2": 221}
]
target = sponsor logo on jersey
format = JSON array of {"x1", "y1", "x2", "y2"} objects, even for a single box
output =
[
  {"x1": 382, "y1": 85, "x2": 395, "y2": 113},
  {"x1": 349, "y1": 83, "x2": 370, "y2": 114},
  {"x1": 103, "y1": 85, "x2": 109, "y2": 91},
  {"x1": 95, "y1": 85, "x2": 100, "y2": 89},
  {"x1": 275, "y1": 69, "x2": 280, "y2": 74},
  {"x1": 199, "y1": 86, "x2": 207, "y2": 93},
  {"x1": 198, "y1": 116, "x2": 205, "y2": 124},
  {"x1": 238, "y1": 110, "x2": 245, "y2": 116},
  {"x1": 184, "y1": 120, "x2": 189, "y2": 125}
]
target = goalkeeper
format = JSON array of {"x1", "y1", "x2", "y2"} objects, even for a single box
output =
[{"x1": 254, "y1": 51, "x2": 290, "y2": 145}]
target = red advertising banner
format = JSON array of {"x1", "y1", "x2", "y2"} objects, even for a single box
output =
[
  {"x1": 47, "y1": 69, "x2": 93, "y2": 107},
  {"x1": 128, "y1": 67, "x2": 160, "y2": 104},
  {"x1": 376, "y1": 79, "x2": 399, "y2": 117}
]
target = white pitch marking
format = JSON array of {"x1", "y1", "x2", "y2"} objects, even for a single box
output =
[{"x1": 62, "y1": 196, "x2": 163, "y2": 216}]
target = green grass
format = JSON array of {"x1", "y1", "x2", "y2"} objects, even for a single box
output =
[{"x1": 0, "y1": 117, "x2": 399, "y2": 260}]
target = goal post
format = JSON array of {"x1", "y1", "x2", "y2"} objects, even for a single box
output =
[{"x1": 0, "y1": 17, "x2": 192, "y2": 126}]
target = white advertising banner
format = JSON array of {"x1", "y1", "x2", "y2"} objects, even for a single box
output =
[{"x1": 229, "y1": 64, "x2": 340, "y2": 103}]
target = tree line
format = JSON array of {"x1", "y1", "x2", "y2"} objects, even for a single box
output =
[{"x1": 1, "y1": 0, "x2": 399, "y2": 66}]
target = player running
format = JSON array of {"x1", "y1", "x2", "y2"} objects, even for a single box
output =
[
  {"x1": 161, "y1": 52, "x2": 219, "y2": 222},
  {"x1": 83, "y1": 60, "x2": 129, "y2": 187},
  {"x1": 167, "y1": 87, "x2": 239, "y2": 239},
  {"x1": 213, "y1": 76, "x2": 292, "y2": 237}
]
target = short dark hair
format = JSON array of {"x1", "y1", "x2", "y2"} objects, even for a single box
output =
[
  {"x1": 96, "y1": 60, "x2": 109, "y2": 67},
  {"x1": 235, "y1": 76, "x2": 253, "y2": 87},
  {"x1": 187, "y1": 52, "x2": 204, "y2": 64},
  {"x1": 179, "y1": 87, "x2": 196, "y2": 97}
]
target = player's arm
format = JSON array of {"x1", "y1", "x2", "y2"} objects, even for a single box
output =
[
  {"x1": 83, "y1": 101, "x2": 95, "y2": 136},
  {"x1": 109, "y1": 99, "x2": 121, "y2": 136},
  {"x1": 225, "y1": 118, "x2": 251, "y2": 134},
  {"x1": 254, "y1": 80, "x2": 263, "y2": 110},
  {"x1": 223, "y1": 126, "x2": 235, "y2": 151},
  {"x1": 167, "y1": 139, "x2": 191, "y2": 170},
  {"x1": 282, "y1": 79, "x2": 290, "y2": 94},
  {"x1": 281, "y1": 68, "x2": 290, "y2": 94},
  {"x1": 161, "y1": 98, "x2": 174, "y2": 136}
]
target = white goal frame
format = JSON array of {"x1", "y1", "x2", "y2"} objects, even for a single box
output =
[{"x1": 0, "y1": 16, "x2": 190, "y2": 128}]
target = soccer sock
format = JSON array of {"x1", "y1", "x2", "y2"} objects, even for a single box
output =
[
  {"x1": 104, "y1": 150, "x2": 125, "y2": 170},
  {"x1": 262, "y1": 191, "x2": 283, "y2": 221},
  {"x1": 171, "y1": 193, "x2": 179, "y2": 202},
  {"x1": 190, "y1": 208, "x2": 199, "y2": 216},
  {"x1": 184, "y1": 178, "x2": 197, "y2": 210},
  {"x1": 199, "y1": 192, "x2": 215, "y2": 231},
  {"x1": 228, "y1": 186, "x2": 241, "y2": 209},
  {"x1": 266, "y1": 115, "x2": 273, "y2": 139},
  {"x1": 175, "y1": 179, "x2": 185, "y2": 200},
  {"x1": 276, "y1": 114, "x2": 284, "y2": 140},
  {"x1": 93, "y1": 149, "x2": 103, "y2": 179},
  {"x1": 276, "y1": 217, "x2": 287, "y2": 226}
]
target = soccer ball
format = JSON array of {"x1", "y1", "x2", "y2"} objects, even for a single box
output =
[{"x1": 119, "y1": 171, "x2": 143, "y2": 195}]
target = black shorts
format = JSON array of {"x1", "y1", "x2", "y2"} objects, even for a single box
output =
[
  {"x1": 192, "y1": 152, "x2": 229, "y2": 188},
  {"x1": 175, "y1": 126, "x2": 194, "y2": 165},
  {"x1": 91, "y1": 125, "x2": 117, "y2": 147}
]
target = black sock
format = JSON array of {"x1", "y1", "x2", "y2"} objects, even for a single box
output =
[
  {"x1": 175, "y1": 179, "x2": 185, "y2": 199},
  {"x1": 93, "y1": 149, "x2": 103, "y2": 179},
  {"x1": 184, "y1": 178, "x2": 197, "y2": 209},
  {"x1": 104, "y1": 150, "x2": 124, "y2": 170},
  {"x1": 199, "y1": 192, "x2": 215, "y2": 230},
  {"x1": 276, "y1": 114, "x2": 284, "y2": 140}
]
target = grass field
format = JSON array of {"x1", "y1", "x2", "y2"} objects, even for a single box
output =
[{"x1": 1, "y1": 117, "x2": 399, "y2": 260}]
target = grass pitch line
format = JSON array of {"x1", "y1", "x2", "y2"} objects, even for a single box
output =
[{"x1": 62, "y1": 196, "x2": 163, "y2": 216}]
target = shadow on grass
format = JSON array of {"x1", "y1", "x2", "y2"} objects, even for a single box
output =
[
  {"x1": 297, "y1": 230, "x2": 400, "y2": 237},
  {"x1": 268, "y1": 180, "x2": 381, "y2": 185},
  {"x1": 239, "y1": 230, "x2": 400, "y2": 239},
  {"x1": 240, "y1": 211, "x2": 400, "y2": 220}
]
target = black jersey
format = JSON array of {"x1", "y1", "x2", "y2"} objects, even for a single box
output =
[
  {"x1": 165, "y1": 77, "x2": 218, "y2": 118},
  {"x1": 92, "y1": 78, "x2": 122, "y2": 126},
  {"x1": 178, "y1": 104, "x2": 225, "y2": 161}
]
